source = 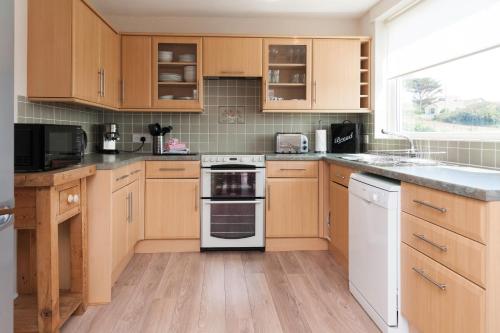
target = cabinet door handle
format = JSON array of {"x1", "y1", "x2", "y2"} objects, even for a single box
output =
[
  {"x1": 102, "y1": 69, "x2": 106, "y2": 97},
  {"x1": 413, "y1": 199, "x2": 447, "y2": 213},
  {"x1": 264, "y1": 79, "x2": 267, "y2": 103},
  {"x1": 280, "y1": 168, "x2": 306, "y2": 171},
  {"x1": 336, "y1": 173, "x2": 346, "y2": 180},
  {"x1": 121, "y1": 79, "x2": 125, "y2": 103},
  {"x1": 126, "y1": 192, "x2": 131, "y2": 224},
  {"x1": 194, "y1": 184, "x2": 199, "y2": 211},
  {"x1": 130, "y1": 191, "x2": 133, "y2": 223},
  {"x1": 159, "y1": 168, "x2": 185, "y2": 172},
  {"x1": 267, "y1": 185, "x2": 271, "y2": 211},
  {"x1": 313, "y1": 80, "x2": 317, "y2": 104},
  {"x1": 412, "y1": 233, "x2": 447, "y2": 252},
  {"x1": 220, "y1": 71, "x2": 245, "y2": 75},
  {"x1": 130, "y1": 169, "x2": 141, "y2": 176},
  {"x1": 412, "y1": 267, "x2": 446, "y2": 290},
  {"x1": 98, "y1": 69, "x2": 102, "y2": 96},
  {"x1": 116, "y1": 174, "x2": 129, "y2": 182}
]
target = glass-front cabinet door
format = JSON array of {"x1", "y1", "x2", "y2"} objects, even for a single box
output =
[
  {"x1": 152, "y1": 36, "x2": 203, "y2": 111},
  {"x1": 262, "y1": 38, "x2": 312, "y2": 110}
]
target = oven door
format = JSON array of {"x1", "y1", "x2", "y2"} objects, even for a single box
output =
[
  {"x1": 201, "y1": 167, "x2": 265, "y2": 199},
  {"x1": 201, "y1": 199, "x2": 264, "y2": 248}
]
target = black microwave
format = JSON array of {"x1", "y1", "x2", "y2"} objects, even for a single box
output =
[{"x1": 14, "y1": 124, "x2": 85, "y2": 172}]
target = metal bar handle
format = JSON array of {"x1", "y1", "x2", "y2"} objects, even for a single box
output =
[
  {"x1": 412, "y1": 267, "x2": 446, "y2": 290},
  {"x1": 159, "y1": 168, "x2": 185, "y2": 172},
  {"x1": 130, "y1": 169, "x2": 141, "y2": 175},
  {"x1": 413, "y1": 199, "x2": 447, "y2": 213},
  {"x1": 205, "y1": 201, "x2": 262, "y2": 205},
  {"x1": 116, "y1": 174, "x2": 129, "y2": 181},
  {"x1": 267, "y1": 185, "x2": 271, "y2": 210},
  {"x1": 102, "y1": 69, "x2": 106, "y2": 97},
  {"x1": 121, "y1": 80, "x2": 125, "y2": 103},
  {"x1": 126, "y1": 192, "x2": 131, "y2": 224},
  {"x1": 98, "y1": 69, "x2": 102, "y2": 96},
  {"x1": 313, "y1": 80, "x2": 317, "y2": 104},
  {"x1": 194, "y1": 184, "x2": 199, "y2": 211},
  {"x1": 130, "y1": 191, "x2": 133, "y2": 223},
  {"x1": 280, "y1": 168, "x2": 306, "y2": 171},
  {"x1": 412, "y1": 233, "x2": 448, "y2": 252},
  {"x1": 207, "y1": 169, "x2": 262, "y2": 173},
  {"x1": 221, "y1": 71, "x2": 245, "y2": 74}
]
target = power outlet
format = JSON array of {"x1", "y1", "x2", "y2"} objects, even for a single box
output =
[{"x1": 132, "y1": 133, "x2": 151, "y2": 143}]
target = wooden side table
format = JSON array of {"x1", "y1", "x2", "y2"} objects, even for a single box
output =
[{"x1": 14, "y1": 165, "x2": 96, "y2": 333}]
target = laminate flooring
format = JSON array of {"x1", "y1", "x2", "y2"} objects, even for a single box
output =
[{"x1": 62, "y1": 251, "x2": 379, "y2": 333}]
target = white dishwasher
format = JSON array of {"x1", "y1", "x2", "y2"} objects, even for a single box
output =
[{"x1": 348, "y1": 173, "x2": 407, "y2": 333}]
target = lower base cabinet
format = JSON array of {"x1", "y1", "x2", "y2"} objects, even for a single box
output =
[
  {"x1": 266, "y1": 177, "x2": 318, "y2": 237},
  {"x1": 401, "y1": 243, "x2": 484, "y2": 333},
  {"x1": 145, "y1": 178, "x2": 200, "y2": 239},
  {"x1": 329, "y1": 180, "x2": 349, "y2": 273}
]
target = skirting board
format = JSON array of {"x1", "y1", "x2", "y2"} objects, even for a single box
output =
[
  {"x1": 135, "y1": 239, "x2": 200, "y2": 253},
  {"x1": 266, "y1": 238, "x2": 328, "y2": 251}
]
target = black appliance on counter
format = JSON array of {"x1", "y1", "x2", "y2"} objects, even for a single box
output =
[
  {"x1": 331, "y1": 121, "x2": 364, "y2": 153},
  {"x1": 14, "y1": 124, "x2": 85, "y2": 172}
]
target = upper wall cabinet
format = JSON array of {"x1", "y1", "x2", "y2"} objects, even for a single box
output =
[
  {"x1": 312, "y1": 39, "x2": 361, "y2": 111},
  {"x1": 121, "y1": 36, "x2": 152, "y2": 109},
  {"x1": 28, "y1": 0, "x2": 121, "y2": 110},
  {"x1": 152, "y1": 36, "x2": 203, "y2": 112},
  {"x1": 262, "y1": 38, "x2": 313, "y2": 111},
  {"x1": 203, "y1": 37, "x2": 263, "y2": 77}
]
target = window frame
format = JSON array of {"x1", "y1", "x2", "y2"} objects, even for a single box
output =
[{"x1": 374, "y1": 3, "x2": 500, "y2": 142}]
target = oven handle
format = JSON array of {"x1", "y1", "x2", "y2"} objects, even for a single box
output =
[
  {"x1": 204, "y1": 201, "x2": 262, "y2": 204},
  {"x1": 206, "y1": 170, "x2": 262, "y2": 173}
]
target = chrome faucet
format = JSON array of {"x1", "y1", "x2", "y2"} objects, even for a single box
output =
[{"x1": 381, "y1": 129, "x2": 417, "y2": 157}]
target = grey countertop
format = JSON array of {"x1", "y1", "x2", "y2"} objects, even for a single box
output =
[{"x1": 76, "y1": 152, "x2": 500, "y2": 201}]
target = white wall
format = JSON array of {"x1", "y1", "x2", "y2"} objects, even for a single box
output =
[
  {"x1": 14, "y1": 0, "x2": 27, "y2": 120},
  {"x1": 106, "y1": 15, "x2": 362, "y2": 36}
]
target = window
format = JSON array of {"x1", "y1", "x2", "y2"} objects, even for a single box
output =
[{"x1": 376, "y1": 0, "x2": 500, "y2": 140}]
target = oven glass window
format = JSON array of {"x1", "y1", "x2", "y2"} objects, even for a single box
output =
[
  {"x1": 210, "y1": 203, "x2": 256, "y2": 239},
  {"x1": 211, "y1": 172, "x2": 256, "y2": 198}
]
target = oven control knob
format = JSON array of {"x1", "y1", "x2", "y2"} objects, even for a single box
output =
[
  {"x1": 241, "y1": 156, "x2": 250, "y2": 163},
  {"x1": 217, "y1": 157, "x2": 223, "y2": 162},
  {"x1": 372, "y1": 193, "x2": 379, "y2": 202},
  {"x1": 210, "y1": 157, "x2": 215, "y2": 162}
]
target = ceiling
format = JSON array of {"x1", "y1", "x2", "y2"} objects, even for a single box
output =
[{"x1": 88, "y1": 0, "x2": 380, "y2": 19}]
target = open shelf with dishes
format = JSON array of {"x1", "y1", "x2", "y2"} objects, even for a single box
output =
[
  {"x1": 360, "y1": 40, "x2": 371, "y2": 110},
  {"x1": 263, "y1": 39, "x2": 312, "y2": 110},
  {"x1": 152, "y1": 37, "x2": 203, "y2": 111}
]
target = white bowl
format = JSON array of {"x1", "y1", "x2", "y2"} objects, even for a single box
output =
[
  {"x1": 178, "y1": 54, "x2": 195, "y2": 62},
  {"x1": 159, "y1": 51, "x2": 173, "y2": 62},
  {"x1": 159, "y1": 95, "x2": 174, "y2": 100},
  {"x1": 183, "y1": 66, "x2": 196, "y2": 82}
]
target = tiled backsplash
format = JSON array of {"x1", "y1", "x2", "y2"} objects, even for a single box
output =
[
  {"x1": 361, "y1": 113, "x2": 500, "y2": 169},
  {"x1": 16, "y1": 79, "x2": 361, "y2": 154},
  {"x1": 16, "y1": 96, "x2": 102, "y2": 154},
  {"x1": 15, "y1": 80, "x2": 500, "y2": 168}
]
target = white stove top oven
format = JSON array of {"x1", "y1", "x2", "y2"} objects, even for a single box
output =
[{"x1": 201, "y1": 155, "x2": 266, "y2": 250}]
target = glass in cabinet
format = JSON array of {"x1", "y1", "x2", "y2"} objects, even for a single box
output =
[
  {"x1": 263, "y1": 38, "x2": 312, "y2": 110},
  {"x1": 152, "y1": 36, "x2": 203, "y2": 111}
]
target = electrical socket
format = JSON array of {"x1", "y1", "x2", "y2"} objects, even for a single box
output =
[{"x1": 132, "y1": 133, "x2": 151, "y2": 143}]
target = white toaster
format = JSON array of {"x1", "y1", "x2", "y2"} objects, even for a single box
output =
[{"x1": 275, "y1": 133, "x2": 309, "y2": 153}]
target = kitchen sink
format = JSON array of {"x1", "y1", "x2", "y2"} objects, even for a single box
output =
[{"x1": 338, "y1": 154, "x2": 439, "y2": 167}]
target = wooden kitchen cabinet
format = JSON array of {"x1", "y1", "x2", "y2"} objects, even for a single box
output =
[
  {"x1": 203, "y1": 37, "x2": 262, "y2": 77},
  {"x1": 152, "y1": 36, "x2": 203, "y2": 111},
  {"x1": 28, "y1": 0, "x2": 121, "y2": 109},
  {"x1": 313, "y1": 39, "x2": 361, "y2": 110},
  {"x1": 121, "y1": 35, "x2": 152, "y2": 109},
  {"x1": 111, "y1": 179, "x2": 141, "y2": 272},
  {"x1": 262, "y1": 38, "x2": 313, "y2": 111},
  {"x1": 87, "y1": 162, "x2": 145, "y2": 304},
  {"x1": 266, "y1": 178, "x2": 318, "y2": 237},
  {"x1": 329, "y1": 180, "x2": 349, "y2": 274},
  {"x1": 145, "y1": 179, "x2": 199, "y2": 239}
]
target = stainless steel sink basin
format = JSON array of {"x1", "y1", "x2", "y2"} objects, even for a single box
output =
[{"x1": 338, "y1": 154, "x2": 440, "y2": 167}]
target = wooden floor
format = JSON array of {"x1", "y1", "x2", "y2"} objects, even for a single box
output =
[{"x1": 62, "y1": 251, "x2": 379, "y2": 333}]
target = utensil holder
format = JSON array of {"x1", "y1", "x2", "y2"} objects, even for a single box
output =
[{"x1": 152, "y1": 135, "x2": 164, "y2": 155}]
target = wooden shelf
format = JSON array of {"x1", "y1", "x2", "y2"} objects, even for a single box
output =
[
  {"x1": 360, "y1": 82, "x2": 369, "y2": 86},
  {"x1": 268, "y1": 63, "x2": 306, "y2": 68},
  {"x1": 15, "y1": 292, "x2": 82, "y2": 333},
  {"x1": 158, "y1": 62, "x2": 197, "y2": 66},
  {"x1": 268, "y1": 83, "x2": 306, "y2": 87},
  {"x1": 360, "y1": 56, "x2": 369, "y2": 60},
  {"x1": 360, "y1": 69, "x2": 369, "y2": 72},
  {"x1": 360, "y1": 95, "x2": 369, "y2": 98},
  {"x1": 157, "y1": 81, "x2": 197, "y2": 86}
]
